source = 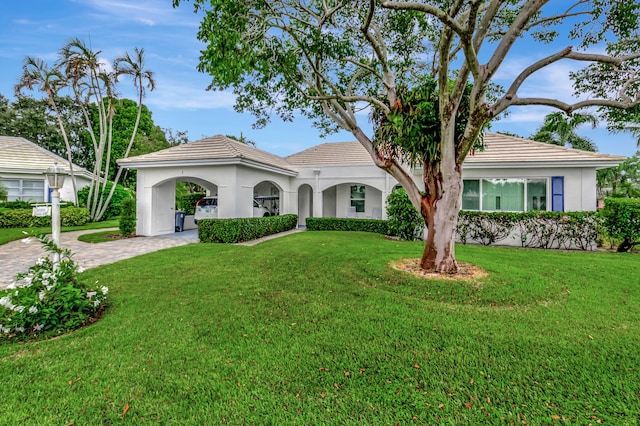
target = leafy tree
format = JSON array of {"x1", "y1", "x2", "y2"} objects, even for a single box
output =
[
  {"x1": 531, "y1": 112, "x2": 598, "y2": 151},
  {"x1": 597, "y1": 153, "x2": 640, "y2": 198},
  {"x1": 15, "y1": 39, "x2": 156, "y2": 221},
  {"x1": 176, "y1": 0, "x2": 640, "y2": 273}
]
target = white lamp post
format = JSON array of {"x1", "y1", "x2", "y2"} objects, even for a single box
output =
[{"x1": 44, "y1": 163, "x2": 67, "y2": 266}]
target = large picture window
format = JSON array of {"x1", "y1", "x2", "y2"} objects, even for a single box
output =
[
  {"x1": 350, "y1": 185, "x2": 365, "y2": 213},
  {"x1": 0, "y1": 178, "x2": 45, "y2": 202},
  {"x1": 462, "y1": 178, "x2": 548, "y2": 212}
]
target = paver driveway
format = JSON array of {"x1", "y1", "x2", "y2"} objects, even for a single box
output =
[{"x1": 0, "y1": 229, "x2": 200, "y2": 289}]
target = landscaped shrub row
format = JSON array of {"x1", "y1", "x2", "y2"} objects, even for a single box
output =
[
  {"x1": 198, "y1": 214, "x2": 298, "y2": 243},
  {"x1": 0, "y1": 206, "x2": 90, "y2": 228},
  {"x1": 176, "y1": 192, "x2": 205, "y2": 216},
  {"x1": 457, "y1": 210, "x2": 602, "y2": 249},
  {"x1": 601, "y1": 197, "x2": 640, "y2": 252},
  {"x1": 306, "y1": 217, "x2": 389, "y2": 234}
]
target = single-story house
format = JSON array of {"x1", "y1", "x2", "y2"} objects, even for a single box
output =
[
  {"x1": 117, "y1": 133, "x2": 626, "y2": 237},
  {"x1": 0, "y1": 136, "x2": 93, "y2": 203}
]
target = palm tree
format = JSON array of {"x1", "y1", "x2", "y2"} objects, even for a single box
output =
[
  {"x1": 531, "y1": 111, "x2": 599, "y2": 152},
  {"x1": 15, "y1": 56, "x2": 79, "y2": 205}
]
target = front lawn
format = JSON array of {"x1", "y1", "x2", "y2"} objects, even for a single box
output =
[
  {"x1": 0, "y1": 232, "x2": 638, "y2": 424},
  {"x1": 0, "y1": 219, "x2": 118, "y2": 245}
]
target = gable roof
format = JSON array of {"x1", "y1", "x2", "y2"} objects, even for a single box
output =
[
  {"x1": 0, "y1": 136, "x2": 92, "y2": 178},
  {"x1": 118, "y1": 135, "x2": 296, "y2": 175}
]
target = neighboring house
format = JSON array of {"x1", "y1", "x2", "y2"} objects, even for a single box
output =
[
  {"x1": 117, "y1": 133, "x2": 626, "y2": 237},
  {"x1": 0, "y1": 136, "x2": 93, "y2": 203}
]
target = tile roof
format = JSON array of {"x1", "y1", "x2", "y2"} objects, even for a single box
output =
[
  {"x1": 118, "y1": 135, "x2": 295, "y2": 172},
  {"x1": 285, "y1": 141, "x2": 373, "y2": 165},
  {"x1": 117, "y1": 132, "x2": 626, "y2": 171},
  {"x1": 464, "y1": 133, "x2": 627, "y2": 166},
  {"x1": 0, "y1": 136, "x2": 92, "y2": 176}
]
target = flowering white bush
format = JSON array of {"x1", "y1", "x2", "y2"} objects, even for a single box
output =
[{"x1": 0, "y1": 234, "x2": 108, "y2": 340}]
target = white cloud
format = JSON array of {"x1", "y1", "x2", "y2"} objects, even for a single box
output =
[
  {"x1": 144, "y1": 79, "x2": 236, "y2": 110},
  {"x1": 75, "y1": 0, "x2": 199, "y2": 28}
]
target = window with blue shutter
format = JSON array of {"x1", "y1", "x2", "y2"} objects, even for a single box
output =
[{"x1": 551, "y1": 176, "x2": 564, "y2": 212}]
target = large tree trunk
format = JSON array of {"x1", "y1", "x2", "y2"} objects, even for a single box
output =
[{"x1": 420, "y1": 161, "x2": 462, "y2": 273}]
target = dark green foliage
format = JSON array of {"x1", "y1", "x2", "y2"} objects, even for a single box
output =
[
  {"x1": 385, "y1": 188, "x2": 422, "y2": 240},
  {"x1": 0, "y1": 207, "x2": 89, "y2": 228},
  {"x1": 118, "y1": 198, "x2": 136, "y2": 238},
  {"x1": 0, "y1": 200, "x2": 33, "y2": 210},
  {"x1": 176, "y1": 192, "x2": 205, "y2": 216},
  {"x1": 0, "y1": 182, "x2": 7, "y2": 202},
  {"x1": 306, "y1": 217, "x2": 389, "y2": 235},
  {"x1": 77, "y1": 182, "x2": 133, "y2": 219},
  {"x1": 457, "y1": 211, "x2": 602, "y2": 250},
  {"x1": 198, "y1": 214, "x2": 297, "y2": 243},
  {"x1": 601, "y1": 198, "x2": 640, "y2": 252},
  {"x1": 0, "y1": 235, "x2": 107, "y2": 341}
]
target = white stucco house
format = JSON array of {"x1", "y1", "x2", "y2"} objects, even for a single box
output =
[
  {"x1": 0, "y1": 136, "x2": 93, "y2": 203},
  {"x1": 117, "y1": 133, "x2": 626, "y2": 237}
]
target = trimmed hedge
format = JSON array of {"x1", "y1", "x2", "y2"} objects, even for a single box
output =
[
  {"x1": 177, "y1": 192, "x2": 206, "y2": 216},
  {"x1": 306, "y1": 217, "x2": 389, "y2": 234},
  {"x1": 457, "y1": 210, "x2": 602, "y2": 250},
  {"x1": 601, "y1": 198, "x2": 640, "y2": 252},
  {"x1": 119, "y1": 198, "x2": 136, "y2": 238},
  {"x1": 0, "y1": 200, "x2": 34, "y2": 210},
  {"x1": 198, "y1": 214, "x2": 298, "y2": 243},
  {"x1": 0, "y1": 206, "x2": 90, "y2": 228}
]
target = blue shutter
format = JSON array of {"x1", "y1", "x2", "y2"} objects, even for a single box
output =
[{"x1": 551, "y1": 176, "x2": 564, "y2": 212}]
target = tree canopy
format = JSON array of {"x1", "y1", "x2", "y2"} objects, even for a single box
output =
[{"x1": 176, "y1": 0, "x2": 640, "y2": 272}]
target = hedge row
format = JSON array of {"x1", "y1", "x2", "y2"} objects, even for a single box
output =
[
  {"x1": 306, "y1": 217, "x2": 389, "y2": 234},
  {"x1": 177, "y1": 192, "x2": 205, "y2": 216},
  {"x1": 601, "y1": 198, "x2": 640, "y2": 252},
  {"x1": 198, "y1": 214, "x2": 298, "y2": 243},
  {"x1": 0, "y1": 206, "x2": 90, "y2": 228},
  {"x1": 457, "y1": 211, "x2": 601, "y2": 250}
]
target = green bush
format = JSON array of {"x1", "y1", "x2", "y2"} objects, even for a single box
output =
[
  {"x1": 119, "y1": 198, "x2": 136, "y2": 238},
  {"x1": 0, "y1": 200, "x2": 33, "y2": 209},
  {"x1": 0, "y1": 206, "x2": 90, "y2": 228},
  {"x1": 386, "y1": 188, "x2": 423, "y2": 240},
  {"x1": 306, "y1": 217, "x2": 389, "y2": 234},
  {"x1": 77, "y1": 182, "x2": 133, "y2": 219},
  {"x1": 0, "y1": 235, "x2": 108, "y2": 341},
  {"x1": 601, "y1": 198, "x2": 640, "y2": 252},
  {"x1": 199, "y1": 214, "x2": 298, "y2": 243},
  {"x1": 456, "y1": 211, "x2": 602, "y2": 250},
  {"x1": 177, "y1": 192, "x2": 205, "y2": 216},
  {"x1": 0, "y1": 182, "x2": 7, "y2": 202}
]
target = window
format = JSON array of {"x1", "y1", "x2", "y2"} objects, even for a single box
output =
[
  {"x1": 462, "y1": 180, "x2": 480, "y2": 210},
  {"x1": 0, "y1": 178, "x2": 45, "y2": 202},
  {"x1": 350, "y1": 185, "x2": 365, "y2": 213},
  {"x1": 462, "y1": 178, "x2": 549, "y2": 212}
]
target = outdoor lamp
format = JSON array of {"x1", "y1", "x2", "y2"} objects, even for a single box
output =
[{"x1": 44, "y1": 163, "x2": 68, "y2": 267}]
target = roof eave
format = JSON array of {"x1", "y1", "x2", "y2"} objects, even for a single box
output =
[
  {"x1": 463, "y1": 160, "x2": 625, "y2": 169},
  {"x1": 118, "y1": 157, "x2": 298, "y2": 176}
]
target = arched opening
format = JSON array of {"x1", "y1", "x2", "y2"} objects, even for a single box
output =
[
  {"x1": 254, "y1": 180, "x2": 282, "y2": 216},
  {"x1": 321, "y1": 183, "x2": 383, "y2": 219},
  {"x1": 297, "y1": 184, "x2": 313, "y2": 227},
  {"x1": 175, "y1": 177, "x2": 219, "y2": 227}
]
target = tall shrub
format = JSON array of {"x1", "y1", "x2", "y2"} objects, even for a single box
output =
[
  {"x1": 601, "y1": 198, "x2": 640, "y2": 252},
  {"x1": 119, "y1": 198, "x2": 136, "y2": 238},
  {"x1": 386, "y1": 188, "x2": 422, "y2": 240}
]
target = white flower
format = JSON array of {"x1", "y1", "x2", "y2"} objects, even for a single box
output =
[
  {"x1": 38, "y1": 291, "x2": 46, "y2": 301},
  {"x1": 36, "y1": 258, "x2": 45, "y2": 266},
  {"x1": 21, "y1": 237, "x2": 32, "y2": 244},
  {"x1": 78, "y1": 266, "x2": 85, "y2": 273},
  {"x1": 28, "y1": 306, "x2": 38, "y2": 314},
  {"x1": 14, "y1": 290, "x2": 19, "y2": 296},
  {"x1": 1, "y1": 326, "x2": 9, "y2": 334},
  {"x1": 15, "y1": 327, "x2": 25, "y2": 333},
  {"x1": 0, "y1": 296, "x2": 14, "y2": 310},
  {"x1": 93, "y1": 300, "x2": 101, "y2": 307},
  {"x1": 14, "y1": 305, "x2": 25, "y2": 313},
  {"x1": 86, "y1": 291, "x2": 97, "y2": 299},
  {"x1": 42, "y1": 279, "x2": 49, "y2": 287},
  {"x1": 101, "y1": 286, "x2": 109, "y2": 295},
  {"x1": 33, "y1": 324, "x2": 44, "y2": 331}
]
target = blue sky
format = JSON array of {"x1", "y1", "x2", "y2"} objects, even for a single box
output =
[{"x1": 0, "y1": 0, "x2": 637, "y2": 158}]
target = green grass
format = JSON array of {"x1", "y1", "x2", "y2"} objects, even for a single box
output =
[
  {"x1": 0, "y1": 219, "x2": 118, "y2": 245},
  {"x1": 77, "y1": 229, "x2": 124, "y2": 243},
  {"x1": 1, "y1": 231, "x2": 639, "y2": 424}
]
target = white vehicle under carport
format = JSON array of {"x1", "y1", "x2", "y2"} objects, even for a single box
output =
[{"x1": 194, "y1": 197, "x2": 271, "y2": 224}]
